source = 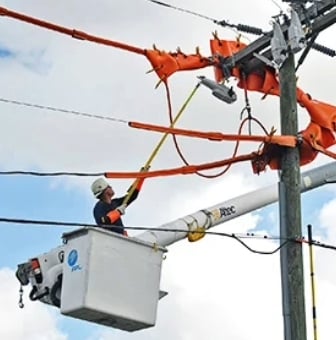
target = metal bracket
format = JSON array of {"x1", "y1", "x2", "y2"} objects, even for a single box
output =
[
  {"x1": 271, "y1": 21, "x2": 288, "y2": 68},
  {"x1": 288, "y1": 9, "x2": 307, "y2": 53},
  {"x1": 198, "y1": 76, "x2": 237, "y2": 104}
]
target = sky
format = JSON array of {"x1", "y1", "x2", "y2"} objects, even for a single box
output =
[{"x1": 1, "y1": 0, "x2": 336, "y2": 339}]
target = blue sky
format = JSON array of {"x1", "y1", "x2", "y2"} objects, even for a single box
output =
[
  {"x1": 1, "y1": 1, "x2": 336, "y2": 339},
  {"x1": 0, "y1": 176, "x2": 92, "y2": 267},
  {"x1": 0, "y1": 46, "x2": 14, "y2": 58}
]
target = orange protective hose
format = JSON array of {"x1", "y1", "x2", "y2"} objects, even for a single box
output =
[
  {"x1": 3, "y1": 5, "x2": 336, "y2": 171},
  {"x1": 105, "y1": 152, "x2": 255, "y2": 179},
  {"x1": 310, "y1": 140, "x2": 336, "y2": 160},
  {"x1": 129, "y1": 121, "x2": 297, "y2": 147},
  {"x1": 317, "y1": 148, "x2": 336, "y2": 160},
  {"x1": 0, "y1": 6, "x2": 145, "y2": 55}
]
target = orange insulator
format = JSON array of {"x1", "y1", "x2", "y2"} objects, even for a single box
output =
[
  {"x1": 301, "y1": 122, "x2": 336, "y2": 150},
  {"x1": 299, "y1": 96, "x2": 336, "y2": 133},
  {"x1": 237, "y1": 68, "x2": 280, "y2": 96},
  {"x1": 209, "y1": 39, "x2": 247, "y2": 82},
  {"x1": 145, "y1": 49, "x2": 212, "y2": 83}
]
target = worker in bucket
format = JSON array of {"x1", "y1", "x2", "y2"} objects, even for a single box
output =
[{"x1": 91, "y1": 174, "x2": 146, "y2": 236}]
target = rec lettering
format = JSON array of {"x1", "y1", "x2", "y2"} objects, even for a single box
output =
[{"x1": 219, "y1": 206, "x2": 236, "y2": 217}]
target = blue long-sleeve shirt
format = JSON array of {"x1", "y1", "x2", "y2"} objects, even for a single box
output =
[{"x1": 93, "y1": 189, "x2": 139, "y2": 234}]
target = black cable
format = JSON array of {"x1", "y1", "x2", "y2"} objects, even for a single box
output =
[
  {"x1": 0, "y1": 216, "x2": 319, "y2": 256},
  {"x1": 0, "y1": 217, "x2": 96, "y2": 228},
  {"x1": 0, "y1": 216, "x2": 266, "y2": 239},
  {"x1": 0, "y1": 171, "x2": 104, "y2": 177},
  {"x1": 2, "y1": 216, "x2": 335, "y2": 253},
  {"x1": 313, "y1": 242, "x2": 336, "y2": 251},
  {"x1": 148, "y1": 0, "x2": 217, "y2": 23},
  {"x1": 296, "y1": 238, "x2": 336, "y2": 252},
  {"x1": 232, "y1": 235, "x2": 291, "y2": 255},
  {"x1": 147, "y1": 0, "x2": 265, "y2": 35},
  {"x1": 209, "y1": 230, "x2": 290, "y2": 254}
]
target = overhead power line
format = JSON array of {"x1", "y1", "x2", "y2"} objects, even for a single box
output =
[
  {"x1": 148, "y1": 0, "x2": 217, "y2": 23},
  {"x1": 1, "y1": 216, "x2": 335, "y2": 253},
  {"x1": 147, "y1": 0, "x2": 264, "y2": 36},
  {"x1": 0, "y1": 170, "x2": 104, "y2": 177},
  {"x1": 0, "y1": 214, "x2": 283, "y2": 242},
  {"x1": 0, "y1": 216, "x2": 290, "y2": 255},
  {"x1": 0, "y1": 97, "x2": 128, "y2": 124}
]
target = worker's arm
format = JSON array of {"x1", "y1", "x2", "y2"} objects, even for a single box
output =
[
  {"x1": 104, "y1": 208, "x2": 123, "y2": 224},
  {"x1": 125, "y1": 176, "x2": 145, "y2": 205}
]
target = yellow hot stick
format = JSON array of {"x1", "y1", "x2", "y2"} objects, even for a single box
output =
[
  {"x1": 308, "y1": 224, "x2": 318, "y2": 340},
  {"x1": 122, "y1": 82, "x2": 201, "y2": 205}
]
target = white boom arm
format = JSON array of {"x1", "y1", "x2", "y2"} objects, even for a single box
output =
[{"x1": 138, "y1": 162, "x2": 336, "y2": 247}]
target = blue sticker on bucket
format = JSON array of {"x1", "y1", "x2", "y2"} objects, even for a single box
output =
[{"x1": 67, "y1": 249, "x2": 82, "y2": 272}]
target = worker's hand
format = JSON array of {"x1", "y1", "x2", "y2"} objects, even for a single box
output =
[{"x1": 116, "y1": 204, "x2": 127, "y2": 215}]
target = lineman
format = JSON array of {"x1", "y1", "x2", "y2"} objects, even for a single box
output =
[{"x1": 91, "y1": 176, "x2": 145, "y2": 236}]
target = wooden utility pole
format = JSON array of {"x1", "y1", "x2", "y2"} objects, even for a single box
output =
[
  {"x1": 279, "y1": 52, "x2": 307, "y2": 340},
  {"x1": 217, "y1": 2, "x2": 336, "y2": 339}
]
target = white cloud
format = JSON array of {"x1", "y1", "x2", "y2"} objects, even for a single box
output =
[
  {"x1": 314, "y1": 200, "x2": 336, "y2": 284},
  {"x1": 319, "y1": 199, "x2": 336, "y2": 243},
  {"x1": 0, "y1": 268, "x2": 67, "y2": 340}
]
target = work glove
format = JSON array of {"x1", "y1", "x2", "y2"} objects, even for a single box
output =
[{"x1": 116, "y1": 204, "x2": 127, "y2": 215}]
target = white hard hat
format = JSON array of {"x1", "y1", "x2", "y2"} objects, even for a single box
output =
[{"x1": 91, "y1": 178, "x2": 110, "y2": 198}]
